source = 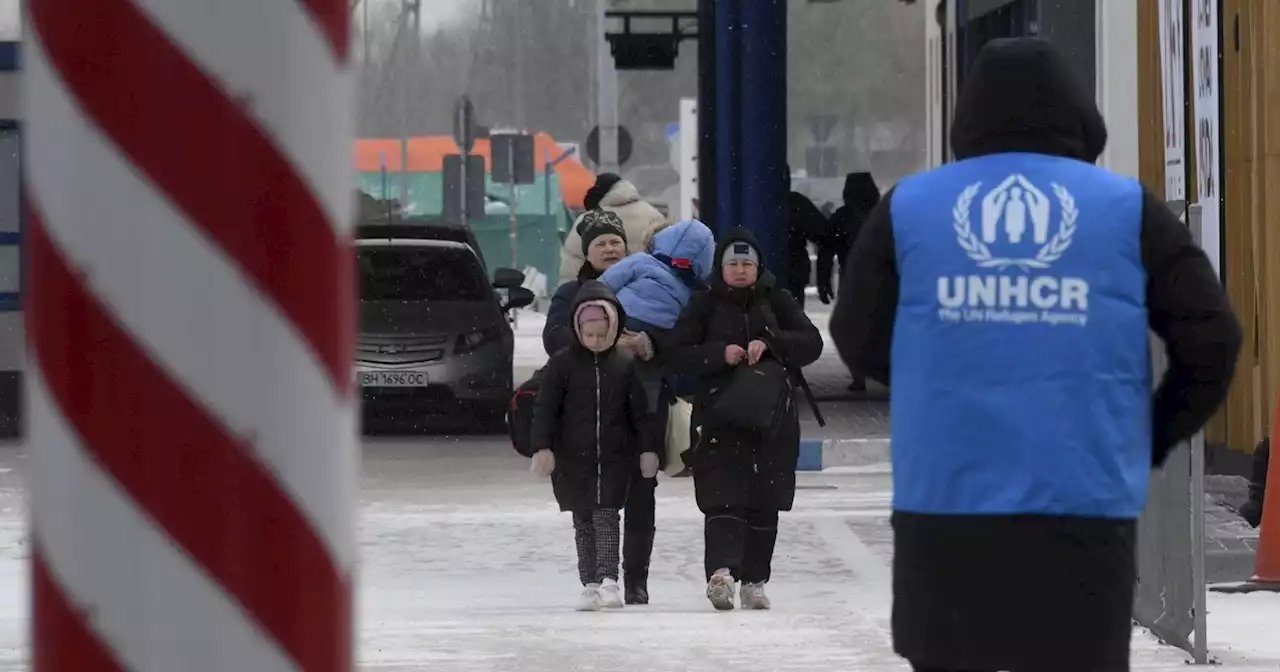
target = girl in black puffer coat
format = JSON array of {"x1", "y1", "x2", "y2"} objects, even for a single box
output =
[
  {"x1": 529, "y1": 280, "x2": 661, "y2": 612},
  {"x1": 664, "y1": 227, "x2": 824, "y2": 611}
]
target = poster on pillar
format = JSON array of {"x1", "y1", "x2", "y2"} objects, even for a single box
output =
[
  {"x1": 1192, "y1": 0, "x2": 1222, "y2": 277},
  {"x1": 1158, "y1": 0, "x2": 1186, "y2": 202}
]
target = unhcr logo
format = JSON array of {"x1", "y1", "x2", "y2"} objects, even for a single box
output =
[{"x1": 937, "y1": 175, "x2": 1090, "y2": 327}]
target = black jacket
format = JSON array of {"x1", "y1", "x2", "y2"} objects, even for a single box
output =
[
  {"x1": 530, "y1": 281, "x2": 657, "y2": 512},
  {"x1": 1241, "y1": 437, "x2": 1270, "y2": 527},
  {"x1": 664, "y1": 228, "x2": 824, "y2": 513},
  {"x1": 829, "y1": 37, "x2": 1243, "y2": 671},
  {"x1": 816, "y1": 172, "x2": 881, "y2": 300},
  {"x1": 783, "y1": 190, "x2": 828, "y2": 293},
  {"x1": 541, "y1": 263, "x2": 601, "y2": 356}
]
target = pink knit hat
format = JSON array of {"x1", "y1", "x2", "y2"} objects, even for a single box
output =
[{"x1": 576, "y1": 304, "x2": 608, "y2": 330}]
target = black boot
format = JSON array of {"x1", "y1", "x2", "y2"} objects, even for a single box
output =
[{"x1": 623, "y1": 527, "x2": 655, "y2": 605}]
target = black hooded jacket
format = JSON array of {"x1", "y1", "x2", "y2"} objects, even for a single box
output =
[
  {"x1": 530, "y1": 281, "x2": 658, "y2": 512},
  {"x1": 663, "y1": 227, "x2": 823, "y2": 512},
  {"x1": 830, "y1": 37, "x2": 1241, "y2": 468},
  {"x1": 829, "y1": 37, "x2": 1243, "y2": 671},
  {"x1": 816, "y1": 172, "x2": 881, "y2": 298},
  {"x1": 542, "y1": 262, "x2": 602, "y2": 356}
]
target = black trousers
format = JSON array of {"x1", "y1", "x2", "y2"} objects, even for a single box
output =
[
  {"x1": 572, "y1": 508, "x2": 621, "y2": 585},
  {"x1": 703, "y1": 507, "x2": 779, "y2": 583},
  {"x1": 623, "y1": 468, "x2": 657, "y2": 583},
  {"x1": 911, "y1": 666, "x2": 993, "y2": 672}
]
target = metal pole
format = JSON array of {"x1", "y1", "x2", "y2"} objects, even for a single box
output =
[
  {"x1": 362, "y1": 0, "x2": 370, "y2": 67},
  {"x1": 1188, "y1": 201, "x2": 1209, "y2": 664},
  {"x1": 509, "y1": 150, "x2": 518, "y2": 269},
  {"x1": 25, "y1": 0, "x2": 357, "y2": 669},
  {"x1": 596, "y1": 0, "x2": 619, "y2": 172}
]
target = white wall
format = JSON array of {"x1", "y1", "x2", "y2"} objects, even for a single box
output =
[
  {"x1": 924, "y1": 0, "x2": 944, "y2": 168},
  {"x1": 1095, "y1": 0, "x2": 1140, "y2": 177}
]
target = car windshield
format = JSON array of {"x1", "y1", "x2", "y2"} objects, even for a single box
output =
[{"x1": 357, "y1": 246, "x2": 489, "y2": 302}]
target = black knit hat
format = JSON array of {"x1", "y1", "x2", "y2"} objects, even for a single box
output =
[
  {"x1": 577, "y1": 209, "x2": 627, "y2": 255},
  {"x1": 584, "y1": 173, "x2": 623, "y2": 210}
]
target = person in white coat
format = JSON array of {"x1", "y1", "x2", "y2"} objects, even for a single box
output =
[{"x1": 560, "y1": 174, "x2": 666, "y2": 284}]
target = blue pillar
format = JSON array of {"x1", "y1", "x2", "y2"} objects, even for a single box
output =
[
  {"x1": 710, "y1": 0, "x2": 788, "y2": 283},
  {"x1": 713, "y1": 0, "x2": 740, "y2": 237},
  {"x1": 697, "y1": 0, "x2": 717, "y2": 232},
  {"x1": 738, "y1": 0, "x2": 788, "y2": 283}
]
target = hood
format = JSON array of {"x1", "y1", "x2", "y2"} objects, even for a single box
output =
[
  {"x1": 598, "y1": 179, "x2": 644, "y2": 209},
  {"x1": 649, "y1": 219, "x2": 716, "y2": 280},
  {"x1": 569, "y1": 280, "x2": 625, "y2": 350},
  {"x1": 711, "y1": 227, "x2": 777, "y2": 295},
  {"x1": 843, "y1": 172, "x2": 881, "y2": 211},
  {"x1": 950, "y1": 37, "x2": 1107, "y2": 162}
]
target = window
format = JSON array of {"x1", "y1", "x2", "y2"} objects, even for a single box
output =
[{"x1": 357, "y1": 246, "x2": 490, "y2": 302}]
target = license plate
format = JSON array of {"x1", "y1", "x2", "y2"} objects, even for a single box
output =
[{"x1": 359, "y1": 371, "x2": 429, "y2": 387}]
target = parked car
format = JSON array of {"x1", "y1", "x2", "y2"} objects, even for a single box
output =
[{"x1": 355, "y1": 232, "x2": 534, "y2": 433}]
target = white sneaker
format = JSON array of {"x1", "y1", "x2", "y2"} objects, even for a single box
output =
[
  {"x1": 599, "y1": 578, "x2": 624, "y2": 609},
  {"x1": 706, "y1": 568, "x2": 736, "y2": 611},
  {"x1": 740, "y1": 581, "x2": 771, "y2": 610},
  {"x1": 577, "y1": 583, "x2": 603, "y2": 611}
]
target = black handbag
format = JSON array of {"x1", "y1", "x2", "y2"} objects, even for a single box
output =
[{"x1": 702, "y1": 357, "x2": 793, "y2": 434}]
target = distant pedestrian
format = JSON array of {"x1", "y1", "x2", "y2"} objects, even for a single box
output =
[
  {"x1": 529, "y1": 281, "x2": 661, "y2": 611},
  {"x1": 780, "y1": 168, "x2": 828, "y2": 309},
  {"x1": 1240, "y1": 437, "x2": 1270, "y2": 528},
  {"x1": 559, "y1": 174, "x2": 665, "y2": 284},
  {"x1": 831, "y1": 38, "x2": 1241, "y2": 672}
]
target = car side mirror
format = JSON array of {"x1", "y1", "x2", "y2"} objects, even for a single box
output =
[
  {"x1": 502, "y1": 286, "x2": 536, "y2": 312},
  {"x1": 493, "y1": 267, "x2": 526, "y2": 289}
]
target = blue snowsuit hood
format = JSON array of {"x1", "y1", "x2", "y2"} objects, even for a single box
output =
[{"x1": 599, "y1": 219, "x2": 715, "y2": 330}]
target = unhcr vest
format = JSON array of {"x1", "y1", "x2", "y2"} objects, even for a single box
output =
[{"x1": 890, "y1": 152, "x2": 1152, "y2": 518}]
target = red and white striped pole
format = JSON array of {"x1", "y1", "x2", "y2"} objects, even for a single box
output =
[{"x1": 24, "y1": 1, "x2": 357, "y2": 670}]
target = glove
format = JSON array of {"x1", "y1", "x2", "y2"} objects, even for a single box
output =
[
  {"x1": 640, "y1": 452, "x2": 660, "y2": 479},
  {"x1": 531, "y1": 449, "x2": 555, "y2": 478},
  {"x1": 630, "y1": 330, "x2": 655, "y2": 361}
]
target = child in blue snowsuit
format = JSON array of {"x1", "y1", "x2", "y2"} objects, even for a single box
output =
[{"x1": 600, "y1": 218, "x2": 716, "y2": 410}]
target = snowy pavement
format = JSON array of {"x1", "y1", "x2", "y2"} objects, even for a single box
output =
[{"x1": 0, "y1": 443, "x2": 1275, "y2": 669}]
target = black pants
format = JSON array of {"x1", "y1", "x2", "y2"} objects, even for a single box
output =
[
  {"x1": 911, "y1": 667, "x2": 993, "y2": 672},
  {"x1": 572, "y1": 508, "x2": 621, "y2": 585},
  {"x1": 703, "y1": 507, "x2": 779, "y2": 583},
  {"x1": 623, "y1": 469, "x2": 657, "y2": 584}
]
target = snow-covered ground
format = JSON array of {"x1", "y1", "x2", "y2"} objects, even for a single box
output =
[{"x1": 0, "y1": 442, "x2": 1275, "y2": 669}]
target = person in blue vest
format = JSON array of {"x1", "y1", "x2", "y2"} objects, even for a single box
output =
[{"x1": 830, "y1": 37, "x2": 1242, "y2": 672}]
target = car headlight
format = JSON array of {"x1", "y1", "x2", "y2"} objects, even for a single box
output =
[{"x1": 455, "y1": 325, "x2": 504, "y2": 354}]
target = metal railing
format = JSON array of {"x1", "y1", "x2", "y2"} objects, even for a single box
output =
[{"x1": 1133, "y1": 201, "x2": 1208, "y2": 663}]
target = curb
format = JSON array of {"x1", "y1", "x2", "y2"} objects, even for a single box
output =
[{"x1": 797, "y1": 437, "x2": 891, "y2": 471}]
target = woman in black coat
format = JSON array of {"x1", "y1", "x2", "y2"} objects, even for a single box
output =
[{"x1": 664, "y1": 227, "x2": 823, "y2": 611}]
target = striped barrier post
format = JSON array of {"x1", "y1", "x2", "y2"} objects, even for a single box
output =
[{"x1": 25, "y1": 1, "x2": 357, "y2": 669}]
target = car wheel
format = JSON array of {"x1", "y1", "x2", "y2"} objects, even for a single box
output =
[{"x1": 475, "y1": 404, "x2": 509, "y2": 435}]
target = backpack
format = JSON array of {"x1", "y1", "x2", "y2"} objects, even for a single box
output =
[{"x1": 508, "y1": 367, "x2": 545, "y2": 458}]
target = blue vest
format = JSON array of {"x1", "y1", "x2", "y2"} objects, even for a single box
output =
[{"x1": 890, "y1": 152, "x2": 1152, "y2": 518}]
